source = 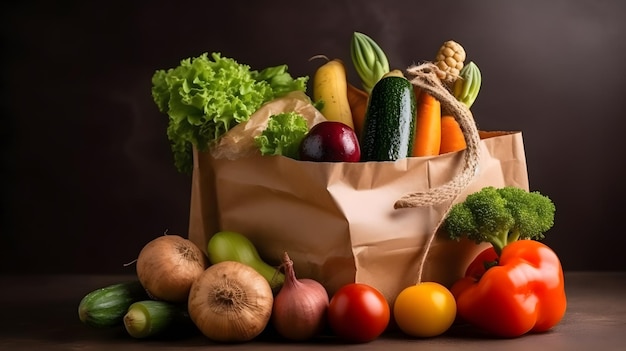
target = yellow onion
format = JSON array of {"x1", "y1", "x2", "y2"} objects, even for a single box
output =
[
  {"x1": 136, "y1": 234, "x2": 209, "y2": 303},
  {"x1": 188, "y1": 261, "x2": 273, "y2": 342}
]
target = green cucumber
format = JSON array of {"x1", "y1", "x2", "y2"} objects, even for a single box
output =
[
  {"x1": 360, "y1": 76, "x2": 417, "y2": 161},
  {"x1": 123, "y1": 300, "x2": 194, "y2": 338},
  {"x1": 78, "y1": 281, "x2": 149, "y2": 328}
]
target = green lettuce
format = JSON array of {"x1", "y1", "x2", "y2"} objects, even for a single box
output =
[
  {"x1": 151, "y1": 52, "x2": 308, "y2": 173},
  {"x1": 255, "y1": 112, "x2": 309, "y2": 159}
]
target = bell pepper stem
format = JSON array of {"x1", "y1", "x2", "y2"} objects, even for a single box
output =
[{"x1": 483, "y1": 259, "x2": 499, "y2": 271}]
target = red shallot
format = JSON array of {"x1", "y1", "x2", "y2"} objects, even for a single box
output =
[{"x1": 271, "y1": 252, "x2": 329, "y2": 341}]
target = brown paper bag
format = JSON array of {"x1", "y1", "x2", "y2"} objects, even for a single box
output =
[{"x1": 187, "y1": 63, "x2": 530, "y2": 304}]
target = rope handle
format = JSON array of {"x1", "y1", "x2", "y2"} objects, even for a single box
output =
[
  {"x1": 394, "y1": 63, "x2": 482, "y2": 209},
  {"x1": 394, "y1": 63, "x2": 482, "y2": 284}
]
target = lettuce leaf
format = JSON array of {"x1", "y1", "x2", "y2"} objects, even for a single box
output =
[
  {"x1": 255, "y1": 112, "x2": 309, "y2": 159},
  {"x1": 151, "y1": 52, "x2": 308, "y2": 173}
]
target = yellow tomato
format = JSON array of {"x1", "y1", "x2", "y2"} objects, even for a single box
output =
[{"x1": 393, "y1": 282, "x2": 457, "y2": 338}]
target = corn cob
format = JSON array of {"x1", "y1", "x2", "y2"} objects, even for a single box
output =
[
  {"x1": 351, "y1": 32, "x2": 390, "y2": 94},
  {"x1": 452, "y1": 61, "x2": 482, "y2": 108},
  {"x1": 434, "y1": 40, "x2": 466, "y2": 84}
]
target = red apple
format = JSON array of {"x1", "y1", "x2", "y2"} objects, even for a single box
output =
[{"x1": 299, "y1": 121, "x2": 361, "y2": 162}]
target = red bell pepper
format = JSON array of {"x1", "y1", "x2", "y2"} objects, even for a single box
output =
[{"x1": 451, "y1": 239, "x2": 567, "y2": 338}]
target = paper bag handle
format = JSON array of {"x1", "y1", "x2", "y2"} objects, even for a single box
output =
[{"x1": 394, "y1": 63, "x2": 481, "y2": 209}]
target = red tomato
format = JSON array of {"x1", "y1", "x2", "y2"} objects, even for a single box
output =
[{"x1": 327, "y1": 283, "x2": 390, "y2": 343}]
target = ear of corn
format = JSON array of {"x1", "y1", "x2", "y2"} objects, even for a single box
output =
[
  {"x1": 350, "y1": 32, "x2": 390, "y2": 94},
  {"x1": 434, "y1": 40, "x2": 466, "y2": 84},
  {"x1": 452, "y1": 61, "x2": 482, "y2": 108}
]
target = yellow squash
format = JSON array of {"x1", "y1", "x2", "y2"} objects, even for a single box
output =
[{"x1": 312, "y1": 59, "x2": 354, "y2": 129}]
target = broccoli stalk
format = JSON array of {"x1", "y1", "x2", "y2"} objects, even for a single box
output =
[{"x1": 443, "y1": 186, "x2": 556, "y2": 256}]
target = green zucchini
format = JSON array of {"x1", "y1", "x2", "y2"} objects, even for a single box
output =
[
  {"x1": 360, "y1": 75, "x2": 416, "y2": 161},
  {"x1": 123, "y1": 300, "x2": 195, "y2": 338},
  {"x1": 78, "y1": 281, "x2": 149, "y2": 328}
]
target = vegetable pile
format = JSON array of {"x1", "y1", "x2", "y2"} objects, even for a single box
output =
[
  {"x1": 78, "y1": 232, "x2": 392, "y2": 342},
  {"x1": 79, "y1": 189, "x2": 564, "y2": 342},
  {"x1": 78, "y1": 32, "x2": 567, "y2": 343},
  {"x1": 152, "y1": 32, "x2": 482, "y2": 168}
]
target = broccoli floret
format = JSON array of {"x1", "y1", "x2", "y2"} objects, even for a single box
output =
[{"x1": 444, "y1": 186, "x2": 556, "y2": 255}]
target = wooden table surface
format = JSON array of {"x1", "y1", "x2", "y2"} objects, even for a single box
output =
[{"x1": 1, "y1": 271, "x2": 625, "y2": 351}]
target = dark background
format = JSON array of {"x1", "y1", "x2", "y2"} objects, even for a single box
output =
[{"x1": 2, "y1": 0, "x2": 625, "y2": 275}]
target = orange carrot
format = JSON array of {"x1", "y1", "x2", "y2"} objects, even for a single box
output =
[
  {"x1": 346, "y1": 82, "x2": 369, "y2": 139},
  {"x1": 439, "y1": 115, "x2": 466, "y2": 154},
  {"x1": 412, "y1": 90, "x2": 441, "y2": 156}
]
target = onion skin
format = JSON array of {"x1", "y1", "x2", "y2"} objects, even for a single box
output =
[
  {"x1": 136, "y1": 235, "x2": 209, "y2": 303},
  {"x1": 272, "y1": 252, "x2": 329, "y2": 341},
  {"x1": 188, "y1": 261, "x2": 273, "y2": 343}
]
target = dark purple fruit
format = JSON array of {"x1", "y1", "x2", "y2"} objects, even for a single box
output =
[{"x1": 299, "y1": 121, "x2": 361, "y2": 162}]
